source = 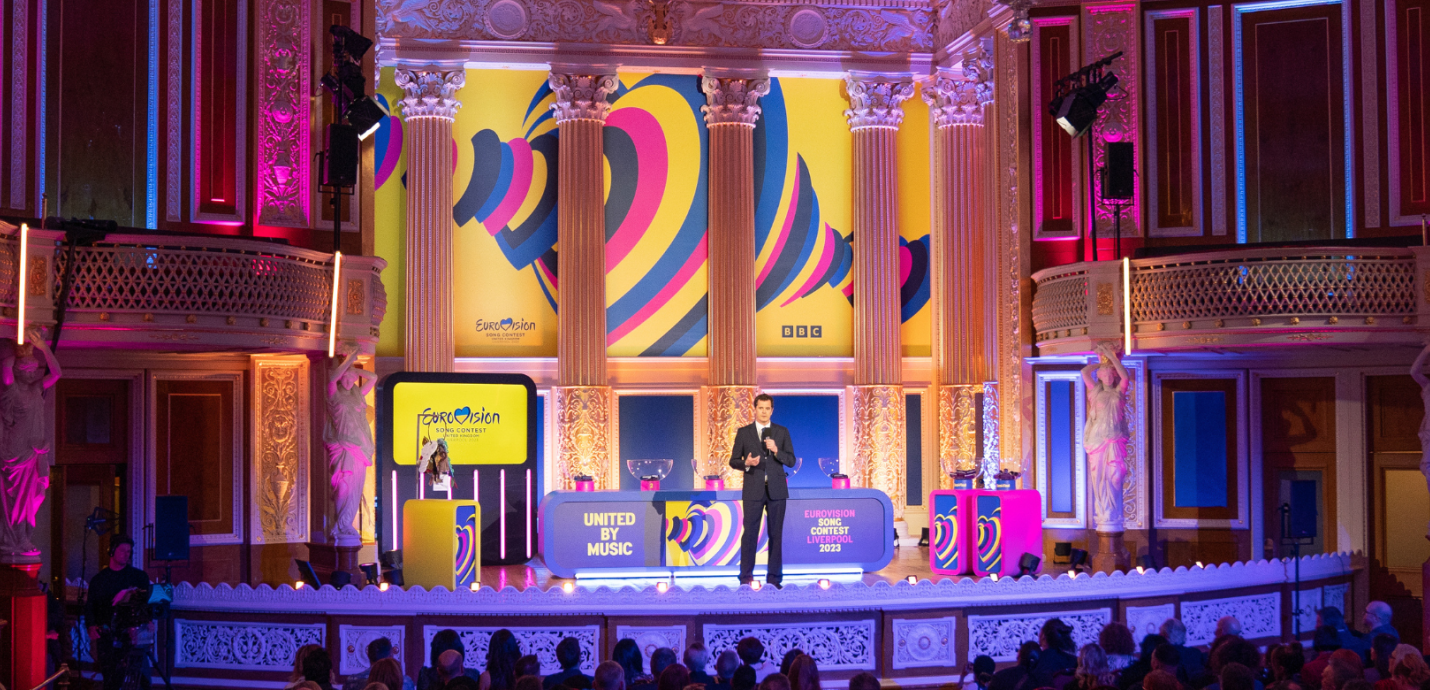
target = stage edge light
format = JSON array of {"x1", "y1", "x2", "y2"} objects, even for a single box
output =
[
  {"x1": 656, "y1": 581, "x2": 668, "y2": 593},
  {"x1": 328, "y1": 251, "x2": 342, "y2": 356},
  {"x1": 16, "y1": 223, "x2": 26, "y2": 344},
  {"x1": 1122, "y1": 257, "x2": 1133, "y2": 354},
  {"x1": 561, "y1": 582, "x2": 574, "y2": 594},
  {"x1": 379, "y1": 582, "x2": 389, "y2": 592}
]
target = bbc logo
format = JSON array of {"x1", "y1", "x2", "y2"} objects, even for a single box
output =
[{"x1": 781, "y1": 325, "x2": 823, "y2": 338}]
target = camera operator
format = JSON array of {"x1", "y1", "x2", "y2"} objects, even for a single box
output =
[{"x1": 85, "y1": 536, "x2": 151, "y2": 690}]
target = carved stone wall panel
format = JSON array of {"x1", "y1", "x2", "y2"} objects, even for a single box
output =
[
  {"x1": 703, "y1": 386, "x2": 755, "y2": 492},
  {"x1": 615, "y1": 625, "x2": 686, "y2": 672},
  {"x1": 1082, "y1": 2, "x2": 1141, "y2": 238},
  {"x1": 255, "y1": 0, "x2": 311, "y2": 227},
  {"x1": 851, "y1": 385, "x2": 907, "y2": 518},
  {"x1": 378, "y1": 0, "x2": 935, "y2": 53},
  {"x1": 175, "y1": 619, "x2": 326, "y2": 670},
  {"x1": 1124, "y1": 603, "x2": 1174, "y2": 640},
  {"x1": 994, "y1": 27, "x2": 1026, "y2": 470},
  {"x1": 934, "y1": 0, "x2": 990, "y2": 51},
  {"x1": 1181, "y1": 593, "x2": 1280, "y2": 645},
  {"x1": 338, "y1": 624, "x2": 406, "y2": 675},
  {"x1": 967, "y1": 609, "x2": 1111, "y2": 662},
  {"x1": 166, "y1": 0, "x2": 183, "y2": 221},
  {"x1": 1322, "y1": 583, "x2": 1348, "y2": 617},
  {"x1": 703, "y1": 620, "x2": 877, "y2": 671},
  {"x1": 251, "y1": 356, "x2": 311, "y2": 544},
  {"x1": 891, "y1": 616, "x2": 958, "y2": 670},
  {"x1": 938, "y1": 384, "x2": 980, "y2": 479},
  {"x1": 422, "y1": 625, "x2": 601, "y2": 676},
  {"x1": 554, "y1": 385, "x2": 613, "y2": 490},
  {"x1": 1293, "y1": 587, "x2": 1323, "y2": 637}
]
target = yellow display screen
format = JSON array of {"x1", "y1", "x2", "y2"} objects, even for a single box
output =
[{"x1": 390, "y1": 381, "x2": 528, "y2": 465}]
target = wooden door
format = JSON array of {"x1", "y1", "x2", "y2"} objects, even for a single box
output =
[
  {"x1": 49, "y1": 378, "x2": 131, "y2": 595},
  {"x1": 1260, "y1": 377, "x2": 1337, "y2": 555},
  {"x1": 1366, "y1": 375, "x2": 1427, "y2": 645},
  {"x1": 153, "y1": 378, "x2": 240, "y2": 583}
]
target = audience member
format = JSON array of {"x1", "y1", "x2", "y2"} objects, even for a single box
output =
[
  {"x1": 991, "y1": 641, "x2": 1044, "y2": 690},
  {"x1": 345, "y1": 639, "x2": 414, "y2": 690},
  {"x1": 758, "y1": 674, "x2": 791, "y2": 690},
  {"x1": 1369, "y1": 636, "x2": 1399, "y2": 683},
  {"x1": 449, "y1": 680, "x2": 482, "y2": 690},
  {"x1": 419, "y1": 630, "x2": 480, "y2": 690},
  {"x1": 789, "y1": 655, "x2": 820, "y2": 690},
  {"x1": 1382, "y1": 646, "x2": 1430, "y2": 690},
  {"x1": 1037, "y1": 618, "x2": 1080, "y2": 682},
  {"x1": 1162, "y1": 619, "x2": 1208, "y2": 680},
  {"x1": 1305, "y1": 626, "x2": 1345, "y2": 689},
  {"x1": 1144, "y1": 670, "x2": 1180, "y2": 690},
  {"x1": 848, "y1": 673, "x2": 880, "y2": 690},
  {"x1": 303, "y1": 647, "x2": 337, "y2": 690},
  {"x1": 367, "y1": 659, "x2": 407, "y2": 690},
  {"x1": 289, "y1": 645, "x2": 325, "y2": 688},
  {"x1": 780, "y1": 651, "x2": 804, "y2": 677},
  {"x1": 518, "y1": 657, "x2": 543, "y2": 680},
  {"x1": 1220, "y1": 664, "x2": 1257, "y2": 690},
  {"x1": 1216, "y1": 618, "x2": 1242, "y2": 639},
  {"x1": 1342, "y1": 681, "x2": 1374, "y2": 690},
  {"x1": 731, "y1": 667, "x2": 757, "y2": 690},
  {"x1": 1323, "y1": 657, "x2": 1363, "y2": 690},
  {"x1": 439, "y1": 651, "x2": 467, "y2": 685},
  {"x1": 546, "y1": 638, "x2": 591, "y2": 690},
  {"x1": 517, "y1": 677, "x2": 544, "y2": 690},
  {"x1": 613, "y1": 640, "x2": 653, "y2": 690},
  {"x1": 1067, "y1": 644, "x2": 1117, "y2": 690},
  {"x1": 1152, "y1": 644, "x2": 1186, "y2": 685},
  {"x1": 1118, "y1": 635, "x2": 1168, "y2": 690},
  {"x1": 652, "y1": 650, "x2": 679, "y2": 679},
  {"x1": 1101, "y1": 623, "x2": 1138, "y2": 672},
  {"x1": 362, "y1": 684, "x2": 389, "y2": 690},
  {"x1": 659, "y1": 664, "x2": 692, "y2": 690},
  {"x1": 686, "y1": 643, "x2": 716, "y2": 688},
  {"x1": 1267, "y1": 644, "x2": 1306, "y2": 683},
  {"x1": 293, "y1": 683, "x2": 323, "y2": 690},
  {"x1": 1363, "y1": 604, "x2": 1399, "y2": 647},
  {"x1": 482, "y1": 630, "x2": 523, "y2": 690},
  {"x1": 594, "y1": 661, "x2": 627, "y2": 690},
  {"x1": 969, "y1": 656, "x2": 996, "y2": 690},
  {"x1": 710, "y1": 651, "x2": 739, "y2": 690},
  {"x1": 736, "y1": 638, "x2": 766, "y2": 673},
  {"x1": 1318, "y1": 609, "x2": 1371, "y2": 665}
]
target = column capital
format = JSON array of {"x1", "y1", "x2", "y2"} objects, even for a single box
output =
[
  {"x1": 923, "y1": 45, "x2": 995, "y2": 128},
  {"x1": 394, "y1": 68, "x2": 465, "y2": 121},
  {"x1": 548, "y1": 73, "x2": 619, "y2": 124},
  {"x1": 843, "y1": 75, "x2": 916, "y2": 131},
  {"x1": 700, "y1": 76, "x2": 771, "y2": 127}
]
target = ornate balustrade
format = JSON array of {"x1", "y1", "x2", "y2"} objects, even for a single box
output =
[
  {"x1": 1031, "y1": 246, "x2": 1430, "y2": 354},
  {"x1": 0, "y1": 222, "x2": 386, "y2": 352}
]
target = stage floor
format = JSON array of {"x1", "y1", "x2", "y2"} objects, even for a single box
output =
[{"x1": 469, "y1": 544, "x2": 1079, "y2": 591}]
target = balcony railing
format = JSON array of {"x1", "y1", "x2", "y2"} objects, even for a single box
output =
[
  {"x1": 0, "y1": 222, "x2": 386, "y2": 352},
  {"x1": 1031, "y1": 246, "x2": 1428, "y2": 354}
]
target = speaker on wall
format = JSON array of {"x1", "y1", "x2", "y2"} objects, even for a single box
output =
[
  {"x1": 1288, "y1": 479, "x2": 1318, "y2": 540},
  {"x1": 1102, "y1": 141, "x2": 1135, "y2": 200},
  {"x1": 153, "y1": 495, "x2": 190, "y2": 561},
  {"x1": 325, "y1": 123, "x2": 360, "y2": 187}
]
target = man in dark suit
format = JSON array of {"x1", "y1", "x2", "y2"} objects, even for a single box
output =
[{"x1": 728, "y1": 393, "x2": 796, "y2": 588}]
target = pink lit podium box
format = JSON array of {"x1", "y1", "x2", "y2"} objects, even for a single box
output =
[{"x1": 928, "y1": 489, "x2": 1042, "y2": 577}]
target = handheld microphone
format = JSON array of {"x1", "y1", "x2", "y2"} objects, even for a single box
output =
[{"x1": 760, "y1": 427, "x2": 773, "y2": 462}]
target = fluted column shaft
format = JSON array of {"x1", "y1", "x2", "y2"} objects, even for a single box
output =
[
  {"x1": 550, "y1": 73, "x2": 617, "y2": 488},
  {"x1": 845, "y1": 76, "x2": 913, "y2": 519},
  {"x1": 396, "y1": 68, "x2": 464, "y2": 373}
]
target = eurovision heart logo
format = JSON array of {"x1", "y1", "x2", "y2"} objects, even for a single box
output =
[
  {"x1": 454, "y1": 406, "x2": 472, "y2": 423},
  {"x1": 500, "y1": 318, "x2": 514, "y2": 328},
  {"x1": 666, "y1": 501, "x2": 766, "y2": 566}
]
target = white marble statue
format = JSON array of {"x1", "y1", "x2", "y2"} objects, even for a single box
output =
[
  {"x1": 325, "y1": 343, "x2": 377, "y2": 547},
  {"x1": 1082, "y1": 342, "x2": 1130, "y2": 533},
  {"x1": 0, "y1": 329, "x2": 60, "y2": 560},
  {"x1": 1410, "y1": 343, "x2": 1430, "y2": 535}
]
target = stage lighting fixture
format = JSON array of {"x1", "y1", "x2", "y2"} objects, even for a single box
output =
[
  {"x1": 1137, "y1": 555, "x2": 1156, "y2": 571},
  {"x1": 295, "y1": 559, "x2": 323, "y2": 589},
  {"x1": 359, "y1": 562, "x2": 380, "y2": 585},
  {"x1": 379, "y1": 582, "x2": 390, "y2": 592},
  {"x1": 295, "y1": 580, "x2": 304, "y2": 590},
  {"x1": 380, "y1": 549, "x2": 403, "y2": 568},
  {"x1": 1053, "y1": 542, "x2": 1072, "y2": 564},
  {"x1": 1068, "y1": 548, "x2": 1090, "y2": 573},
  {"x1": 656, "y1": 581, "x2": 668, "y2": 593},
  {"x1": 1055, "y1": 73, "x2": 1117, "y2": 138},
  {"x1": 562, "y1": 581, "x2": 574, "y2": 594},
  {"x1": 918, "y1": 527, "x2": 930, "y2": 547},
  {"x1": 330, "y1": 25, "x2": 373, "y2": 61},
  {"x1": 1196, "y1": 561, "x2": 1205, "y2": 569},
  {"x1": 330, "y1": 571, "x2": 352, "y2": 589},
  {"x1": 470, "y1": 582, "x2": 479, "y2": 592},
  {"x1": 347, "y1": 96, "x2": 389, "y2": 141},
  {"x1": 751, "y1": 580, "x2": 762, "y2": 591},
  {"x1": 818, "y1": 579, "x2": 831, "y2": 590},
  {"x1": 989, "y1": 573, "x2": 999, "y2": 582},
  {"x1": 906, "y1": 575, "x2": 918, "y2": 585},
  {"x1": 1018, "y1": 553, "x2": 1041, "y2": 577}
]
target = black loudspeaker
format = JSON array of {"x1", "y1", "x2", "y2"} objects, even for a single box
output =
[
  {"x1": 153, "y1": 495, "x2": 190, "y2": 561},
  {"x1": 330, "y1": 571, "x2": 353, "y2": 589},
  {"x1": 1102, "y1": 142, "x2": 1135, "y2": 200},
  {"x1": 325, "y1": 123, "x2": 360, "y2": 187},
  {"x1": 1288, "y1": 480, "x2": 1319, "y2": 539}
]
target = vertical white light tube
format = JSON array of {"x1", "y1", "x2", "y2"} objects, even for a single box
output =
[
  {"x1": 526, "y1": 469, "x2": 532, "y2": 558},
  {"x1": 500, "y1": 469, "x2": 507, "y2": 559},
  {"x1": 328, "y1": 251, "x2": 343, "y2": 356},
  {"x1": 16, "y1": 223, "x2": 27, "y2": 344},
  {"x1": 1122, "y1": 257, "x2": 1133, "y2": 354},
  {"x1": 391, "y1": 469, "x2": 399, "y2": 549}
]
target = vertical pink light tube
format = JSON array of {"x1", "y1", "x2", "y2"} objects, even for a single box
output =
[
  {"x1": 526, "y1": 469, "x2": 532, "y2": 558},
  {"x1": 500, "y1": 469, "x2": 507, "y2": 559},
  {"x1": 391, "y1": 470, "x2": 399, "y2": 549}
]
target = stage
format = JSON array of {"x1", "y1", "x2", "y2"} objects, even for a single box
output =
[{"x1": 165, "y1": 551, "x2": 1362, "y2": 690}]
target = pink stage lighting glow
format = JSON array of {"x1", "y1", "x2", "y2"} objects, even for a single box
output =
[
  {"x1": 15, "y1": 223, "x2": 26, "y2": 344},
  {"x1": 500, "y1": 469, "x2": 507, "y2": 560},
  {"x1": 526, "y1": 469, "x2": 532, "y2": 558},
  {"x1": 391, "y1": 470, "x2": 399, "y2": 549}
]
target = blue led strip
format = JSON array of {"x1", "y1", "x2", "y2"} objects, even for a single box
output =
[
  {"x1": 146, "y1": 0, "x2": 159, "y2": 228},
  {"x1": 1232, "y1": 0, "x2": 1355, "y2": 243}
]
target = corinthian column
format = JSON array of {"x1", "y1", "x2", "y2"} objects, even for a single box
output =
[
  {"x1": 396, "y1": 67, "x2": 464, "y2": 373},
  {"x1": 550, "y1": 72, "x2": 618, "y2": 490},
  {"x1": 924, "y1": 45, "x2": 999, "y2": 488},
  {"x1": 845, "y1": 75, "x2": 913, "y2": 519},
  {"x1": 700, "y1": 75, "x2": 770, "y2": 491}
]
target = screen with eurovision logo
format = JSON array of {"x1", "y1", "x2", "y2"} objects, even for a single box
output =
[{"x1": 377, "y1": 372, "x2": 539, "y2": 566}]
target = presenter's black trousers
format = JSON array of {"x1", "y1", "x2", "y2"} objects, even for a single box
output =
[{"x1": 739, "y1": 484, "x2": 786, "y2": 584}]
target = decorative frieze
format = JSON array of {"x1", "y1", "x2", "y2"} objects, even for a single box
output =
[
  {"x1": 700, "y1": 76, "x2": 770, "y2": 127},
  {"x1": 255, "y1": 0, "x2": 310, "y2": 227},
  {"x1": 703, "y1": 620, "x2": 877, "y2": 671},
  {"x1": 615, "y1": 626, "x2": 686, "y2": 671},
  {"x1": 967, "y1": 609, "x2": 1110, "y2": 662},
  {"x1": 891, "y1": 616, "x2": 958, "y2": 670},
  {"x1": 554, "y1": 386, "x2": 613, "y2": 489},
  {"x1": 1181, "y1": 593, "x2": 1280, "y2": 646},
  {"x1": 339, "y1": 625, "x2": 405, "y2": 675},
  {"x1": 852, "y1": 385, "x2": 907, "y2": 518},
  {"x1": 251, "y1": 356, "x2": 310, "y2": 544},
  {"x1": 174, "y1": 619, "x2": 325, "y2": 670},
  {"x1": 423, "y1": 625, "x2": 600, "y2": 676},
  {"x1": 1125, "y1": 603, "x2": 1175, "y2": 640}
]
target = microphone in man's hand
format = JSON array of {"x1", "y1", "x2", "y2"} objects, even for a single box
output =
[{"x1": 760, "y1": 426, "x2": 772, "y2": 460}]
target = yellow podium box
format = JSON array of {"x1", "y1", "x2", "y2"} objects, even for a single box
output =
[{"x1": 402, "y1": 499, "x2": 481, "y2": 591}]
